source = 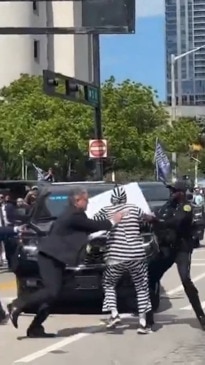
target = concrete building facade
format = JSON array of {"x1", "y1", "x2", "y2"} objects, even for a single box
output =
[{"x1": 0, "y1": 1, "x2": 93, "y2": 88}]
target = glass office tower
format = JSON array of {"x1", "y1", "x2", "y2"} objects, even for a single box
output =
[{"x1": 166, "y1": 0, "x2": 205, "y2": 106}]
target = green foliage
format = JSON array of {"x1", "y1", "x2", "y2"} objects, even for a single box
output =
[{"x1": 0, "y1": 74, "x2": 200, "y2": 180}]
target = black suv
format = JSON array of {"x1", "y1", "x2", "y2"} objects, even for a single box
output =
[
  {"x1": 12, "y1": 182, "x2": 161, "y2": 312},
  {"x1": 138, "y1": 181, "x2": 170, "y2": 212}
]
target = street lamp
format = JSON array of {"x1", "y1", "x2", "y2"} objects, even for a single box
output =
[{"x1": 170, "y1": 44, "x2": 205, "y2": 182}]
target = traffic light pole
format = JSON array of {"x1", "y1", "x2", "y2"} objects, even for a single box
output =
[{"x1": 93, "y1": 34, "x2": 103, "y2": 181}]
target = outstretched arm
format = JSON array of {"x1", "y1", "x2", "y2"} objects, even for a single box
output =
[
  {"x1": 93, "y1": 208, "x2": 108, "y2": 221},
  {"x1": 70, "y1": 212, "x2": 112, "y2": 233}
]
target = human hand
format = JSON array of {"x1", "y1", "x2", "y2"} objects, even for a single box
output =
[
  {"x1": 111, "y1": 210, "x2": 129, "y2": 224},
  {"x1": 17, "y1": 224, "x2": 27, "y2": 233},
  {"x1": 143, "y1": 213, "x2": 158, "y2": 222}
]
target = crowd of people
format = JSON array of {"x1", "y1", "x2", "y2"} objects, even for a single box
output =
[{"x1": 0, "y1": 185, "x2": 38, "y2": 268}]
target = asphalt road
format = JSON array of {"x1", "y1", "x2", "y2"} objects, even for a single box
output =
[{"x1": 1, "y1": 246, "x2": 205, "y2": 365}]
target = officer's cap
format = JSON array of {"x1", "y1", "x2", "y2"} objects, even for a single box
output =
[{"x1": 167, "y1": 181, "x2": 187, "y2": 192}]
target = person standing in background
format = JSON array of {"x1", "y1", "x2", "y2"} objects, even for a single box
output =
[
  {"x1": 16, "y1": 198, "x2": 30, "y2": 217},
  {"x1": 44, "y1": 168, "x2": 55, "y2": 182},
  {"x1": 24, "y1": 186, "x2": 38, "y2": 206},
  {"x1": 193, "y1": 188, "x2": 204, "y2": 207}
]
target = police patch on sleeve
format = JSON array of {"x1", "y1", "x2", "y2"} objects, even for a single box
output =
[{"x1": 183, "y1": 204, "x2": 192, "y2": 212}]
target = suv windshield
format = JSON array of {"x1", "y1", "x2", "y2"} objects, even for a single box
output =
[
  {"x1": 37, "y1": 185, "x2": 114, "y2": 219},
  {"x1": 139, "y1": 184, "x2": 169, "y2": 202}
]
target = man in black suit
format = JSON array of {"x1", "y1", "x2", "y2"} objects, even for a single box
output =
[
  {"x1": 8, "y1": 187, "x2": 125, "y2": 338},
  {"x1": 0, "y1": 225, "x2": 24, "y2": 325},
  {"x1": 1, "y1": 195, "x2": 29, "y2": 269}
]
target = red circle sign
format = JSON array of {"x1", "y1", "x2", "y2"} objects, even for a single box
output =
[{"x1": 89, "y1": 139, "x2": 107, "y2": 158}]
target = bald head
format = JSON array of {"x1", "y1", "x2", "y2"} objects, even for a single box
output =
[{"x1": 69, "y1": 187, "x2": 89, "y2": 211}]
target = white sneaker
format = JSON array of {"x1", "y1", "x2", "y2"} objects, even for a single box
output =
[{"x1": 106, "y1": 314, "x2": 121, "y2": 329}]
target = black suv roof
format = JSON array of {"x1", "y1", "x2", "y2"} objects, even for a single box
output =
[
  {"x1": 138, "y1": 181, "x2": 165, "y2": 187},
  {"x1": 40, "y1": 182, "x2": 116, "y2": 193}
]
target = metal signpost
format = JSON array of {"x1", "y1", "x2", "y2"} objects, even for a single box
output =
[{"x1": 1, "y1": 0, "x2": 135, "y2": 180}]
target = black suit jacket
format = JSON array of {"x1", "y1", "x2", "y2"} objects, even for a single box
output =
[
  {"x1": 5, "y1": 203, "x2": 30, "y2": 224},
  {"x1": 39, "y1": 205, "x2": 112, "y2": 265}
]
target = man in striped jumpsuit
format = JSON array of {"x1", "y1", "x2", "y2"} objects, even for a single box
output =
[{"x1": 94, "y1": 186, "x2": 154, "y2": 334}]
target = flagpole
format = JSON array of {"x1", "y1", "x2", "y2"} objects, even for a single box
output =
[
  {"x1": 155, "y1": 137, "x2": 159, "y2": 181},
  {"x1": 19, "y1": 149, "x2": 25, "y2": 180}
]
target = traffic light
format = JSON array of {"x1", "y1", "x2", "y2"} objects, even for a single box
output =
[{"x1": 43, "y1": 70, "x2": 100, "y2": 107}]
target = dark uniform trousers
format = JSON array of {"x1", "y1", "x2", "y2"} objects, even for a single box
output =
[
  {"x1": 15, "y1": 253, "x2": 65, "y2": 327},
  {"x1": 148, "y1": 248, "x2": 204, "y2": 321}
]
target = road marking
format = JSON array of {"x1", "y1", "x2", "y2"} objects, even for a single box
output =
[
  {"x1": 181, "y1": 300, "x2": 205, "y2": 311},
  {"x1": 166, "y1": 272, "x2": 205, "y2": 297},
  {"x1": 0, "y1": 280, "x2": 16, "y2": 291},
  {"x1": 14, "y1": 312, "x2": 165, "y2": 363},
  {"x1": 14, "y1": 315, "x2": 133, "y2": 364},
  {"x1": 15, "y1": 332, "x2": 93, "y2": 363},
  {"x1": 194, "y1": 248, "x2": 205, "y2": 253}
]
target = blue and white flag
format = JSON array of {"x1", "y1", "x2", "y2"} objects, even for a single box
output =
[
  {"x1": 32, "y1": 163, "x2": 45, "y2": 181},
  {"x1": 155, "y1": 141, "x2": 171, "y2": 181}
]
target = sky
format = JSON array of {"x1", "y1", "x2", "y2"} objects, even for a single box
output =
[{"x1": 100, "y1": 0, "x2": 166, "y2": 100}]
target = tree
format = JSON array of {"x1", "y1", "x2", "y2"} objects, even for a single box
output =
[
  {"x1": 102, "y1": 77, "x2": 169, "y2": 171},
  {"x1": 0, "y1": 75, "x2": 94, "y2": 179},
  {"x1": 0, "y1": 74, "x2": 200, "y2": 180}
]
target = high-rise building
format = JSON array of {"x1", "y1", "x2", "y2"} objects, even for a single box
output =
[
  {"x1": 0, "y1": 1, "x2": 93, "y2": 89},
  {"x1": 165, "y1": 0, "x2": 205, "y2": 106}
]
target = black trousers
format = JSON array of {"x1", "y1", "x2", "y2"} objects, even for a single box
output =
[
  {"x1": 148, "y1": 248, "x2": 204, "y2": 322},
  {"x1": 16, "y1": 252, "x2": 64, "y2": 327},
  {"x1": 4, "y1": 238, "x2": 17, "y2": 269}
]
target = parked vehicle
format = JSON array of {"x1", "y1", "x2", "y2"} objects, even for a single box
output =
[{"x1": 138, "y1": 181, "x2": 170, "y2": 212}]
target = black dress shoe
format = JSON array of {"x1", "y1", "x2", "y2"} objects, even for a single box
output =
[
  {"x1": 198, "y1": 315, "x2": 205, "y2": 330},
  {"x1": 7, "y1": 303, "x2": 20, "y2": 329},
  {"x1": 27, "y1": 325, "x2": 56, "y2": 338}
]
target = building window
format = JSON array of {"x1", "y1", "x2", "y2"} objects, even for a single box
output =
[
  {"x1": 32, "y1": 1, "x2": 39, "y2": 14},
  {"x1": 33, "y1": 40, "x2": 40, "y2": 62},
  {"x1": 190, "y1": 95, "x2": 194, "y2": 105}
]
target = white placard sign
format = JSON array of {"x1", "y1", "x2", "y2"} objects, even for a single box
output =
[
  {"x1": 86, "y1": 182, "x2": 151, "y2": 239},
  {"x1": 86, "y1": 182, "x2": 151, "y2": 218}
]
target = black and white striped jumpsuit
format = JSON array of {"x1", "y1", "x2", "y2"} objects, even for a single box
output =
[{"x1": 94, "y1": 203, "x2": 152, "y2": 316}]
